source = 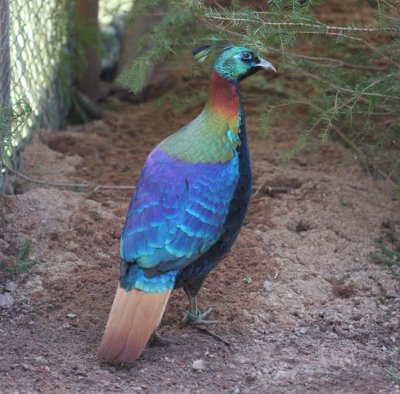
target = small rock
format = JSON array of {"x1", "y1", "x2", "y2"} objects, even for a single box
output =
[
  {"x1": 192, "y1": 359, "x2": 206, "y2": 371},
  {"x1": 0, "y1": 293, "x2": 15, "y2": 308},
  {"x1": 386, "y1": 290, "x2": 397, "y2": 299},
  {"x1": 245, "y1": 373, "x2": 257, "y2": 382},
  {"x1": 5, "y1": 281, "x2": 18, "y2": 292},
  {"x1": 33, "y1": 356, "x2": 48, "y2": 364},
  {"x1": 62, "y1": 323, "x2": 71, "y2": 329},
  {"x1": 243, "y1": 277, "x2": 252, "y2": 284},
  {"x1": 21, "y1": 363, "x2": 32, "y2": 371},
  {"x1": 232, "y1": 388, "x2": 241, "y2": 394},
  {"x1": 235, "y1": 354, "x2": 250, "y2": 364},
  {"x1": 390, "y1": 318, "x2": 399, "y2": 326},
  {"x1": 275, "y1": 370, "x2": 287, "y2": 379},
  {"x1": 294, "y1": 327, "x2": 307, "y2": 335},
  {"x1": 66, "y1": 313, "x2": 77, "y2": 319},
  {"x1": 263, "y1": 280, "x2": 274, "y2": 292}
]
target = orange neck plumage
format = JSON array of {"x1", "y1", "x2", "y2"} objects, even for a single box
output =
[{"x1": 207, "y1": 71, "x2": 239, "y2": 120}]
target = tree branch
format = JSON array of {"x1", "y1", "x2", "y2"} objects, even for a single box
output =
[
  {"x1": 205, "y1": 13, "x2": 400, "y2": 33},
  {"x1": 292, "y1": 53, "x2": 388, "y2": 72}
]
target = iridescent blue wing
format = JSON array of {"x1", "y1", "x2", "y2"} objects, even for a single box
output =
[{"x1": 120, "y1": 148, "x2": 239, "y2": 272}]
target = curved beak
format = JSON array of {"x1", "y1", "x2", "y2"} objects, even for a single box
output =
[{"x1": 256, "y1": 57, "x2": 277, "y2": 72}]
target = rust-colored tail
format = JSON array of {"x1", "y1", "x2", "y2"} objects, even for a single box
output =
[{"x1": 98, "y1": 285, "x2": 171, "y2": 363}]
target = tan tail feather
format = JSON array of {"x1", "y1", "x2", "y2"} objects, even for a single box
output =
[{"x1": 98, "y1": 285, "x2": 171, "y2": 363}]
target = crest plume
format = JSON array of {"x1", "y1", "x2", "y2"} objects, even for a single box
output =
[{"x1": 192, "y1": 44, "x2": 230, "y2": 63}]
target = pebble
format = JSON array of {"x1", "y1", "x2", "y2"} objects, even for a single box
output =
[
  {"x1": 4, "y1": 281, "x2": 18, "y2": 292},
  {"x1": 235, "y1": 354, "x2": 250, "y2": 364},
  {"x1": 0, "y1": 293, "x2": 15, "y2": 308},
  {"x1": 33, "y1": 356, "x2": 48, "y2": 364},
  {"x1": 386, "y1": 290, "x2": 397, "y2": 299},
  {"x1": 383, "y1": 321, "x2": 397, "y2": 329},
  {"x1": 243, "y1": 277, "x2": 252, "y2": 284},
  {"x1": 275, "y1": 370, "x2": 288, "y2": 379},
  {"x1": 66, "y1": 313, "x2": 77, "y2": 319},
  {"x1": 232, "y1": 388, "x2": 241, "y2": 394},
  {"x1": 294, "y1": 327, "x2": 307, "y2": 335},
  {"x1": 263, "y1": 280, "x2": 274, "y2": 292},
  {"x1": 192, "y1": 359, "x2": 206, "y2": 371},
  {"x1": 21, "y1": 363, "x2": 32, "y2": 371}
]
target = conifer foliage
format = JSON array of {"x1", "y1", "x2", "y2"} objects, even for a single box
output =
[{"x1": 119, "y1": 0, "x2": 400, "y2": 186}]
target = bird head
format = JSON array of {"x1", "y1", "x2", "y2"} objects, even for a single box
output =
[{"x1": 193, "y1": 45, "x2": 276, "y2": 82}]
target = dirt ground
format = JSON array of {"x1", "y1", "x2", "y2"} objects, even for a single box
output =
[{"x1": 1, "y1": 21, "x2": 400, "y2": 394}]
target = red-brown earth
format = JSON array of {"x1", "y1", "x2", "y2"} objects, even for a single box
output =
[{"x1": 1, "y1": 17, "x2": 400, "y2": 393}]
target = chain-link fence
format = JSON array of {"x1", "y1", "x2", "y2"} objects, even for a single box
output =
[{"x1": 0, "y1": 0, "x2": 133, "y2": 192}]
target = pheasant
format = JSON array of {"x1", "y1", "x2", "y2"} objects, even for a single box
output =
[{"x1": 98, "y1": 45, "x2": 276, "y2": 363}]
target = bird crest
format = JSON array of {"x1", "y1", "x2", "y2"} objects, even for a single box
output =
[{"x1": 192, "y1": 44, "x2": 230, "y2": 63}]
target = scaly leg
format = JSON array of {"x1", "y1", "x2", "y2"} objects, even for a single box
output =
[{"x1": 181, "y1": 294, "x2": 218, "y2": 325}]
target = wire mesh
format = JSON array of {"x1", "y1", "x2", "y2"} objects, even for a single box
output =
[
  {"x1": 0, "y1": 0, "x2": 72, "y2": 191},
  {"x1": 0, "y1": 0, "x2": 134, "y2": 192},
  {"x1": 0, "y1": 0, "x2": 12, "y2": 190}
]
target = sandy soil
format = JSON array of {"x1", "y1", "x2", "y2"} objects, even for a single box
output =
[{"x1": 1, "y1": 18, "x2": 400, "y2": 394}]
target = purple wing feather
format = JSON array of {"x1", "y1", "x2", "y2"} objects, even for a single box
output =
[{"x1": 120, "y1": 147, "x2": 239, "y2": 272}]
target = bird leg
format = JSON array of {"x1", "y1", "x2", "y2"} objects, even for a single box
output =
[{"x1": 181, "y1": 294, "x2": 218, "y2": 325}]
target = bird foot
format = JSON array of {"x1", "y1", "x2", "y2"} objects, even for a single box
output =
[
  {"x1": 149, "y1": 330, "x2": 178, "y2": 347},
  {"x1": 181, "y1": 307, "x2": 219, "y2": 325}
]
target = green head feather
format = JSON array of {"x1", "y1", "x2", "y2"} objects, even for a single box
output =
[{"x1": 192, "y1": 45, "x2": 275, "y2": 82}]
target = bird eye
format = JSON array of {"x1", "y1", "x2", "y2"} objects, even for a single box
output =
[{"x1": 241, "y1": 51, "x2": 252, "y2": 61}]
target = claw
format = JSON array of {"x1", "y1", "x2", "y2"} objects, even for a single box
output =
[{"x1": 149, "y1": 330, "x2": 178, "y2": 346}]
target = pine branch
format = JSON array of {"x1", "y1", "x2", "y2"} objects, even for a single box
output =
[
  {"x1": 204, "y1": 13, "x2": 400, "y2": 33},
  {"x1": 292, "y1": 54, "x2": 389, "y2": 72},
  {"x1": 301, "y1": 71, "x2": 400, "y2": 101}
]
